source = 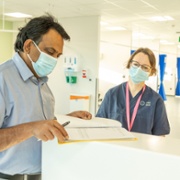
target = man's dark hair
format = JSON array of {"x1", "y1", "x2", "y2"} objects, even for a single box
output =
[{"x1": 14, "y1": 13, "x2": 70, "y2": 52}]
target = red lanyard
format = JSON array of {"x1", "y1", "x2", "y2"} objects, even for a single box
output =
[{"x1": 126, "y1": 83, "x2": 146, "y2": 131}]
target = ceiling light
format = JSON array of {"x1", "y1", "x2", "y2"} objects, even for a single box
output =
[
  {"x1": 160, "y1": 40, "x2": 175, "y2": 45},
  {"x1": 132, "y1": 32, "x2": 154, "y2": 39},
  {"x1": 100, "y1": 21, "x2": 108, "y2": 26},
  {"x1": 160, "y1": 40, "x2": 168, "y2": 43},
  {"x1": 149, "y1": 16, "x2": 174, "y2": 22},
  {"x1": 106, "y1": 26, "x2": 126, "y2": 31},
  {"x1": 4, "y1": 12, "x2": 32, "y2": 18}
]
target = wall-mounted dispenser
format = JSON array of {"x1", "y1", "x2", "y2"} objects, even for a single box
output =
[{"x1": 64, "y1": 56, "x2": 79, "y2": 84}]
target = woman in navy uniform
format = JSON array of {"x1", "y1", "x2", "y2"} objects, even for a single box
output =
[{"x1": 96, "y1": 47, "x2": 170, "y2": 135}]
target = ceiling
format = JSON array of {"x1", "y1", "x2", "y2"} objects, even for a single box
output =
[{"x1": 1, "y1": 0, "x2": 180, "y2": 45}]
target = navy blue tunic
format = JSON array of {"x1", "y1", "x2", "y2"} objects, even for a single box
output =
[{"x1": 96, "y1": 82, "x2": 170, "y2": 135}]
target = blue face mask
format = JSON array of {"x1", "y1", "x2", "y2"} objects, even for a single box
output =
[
  {"x1": 129, "y1": 66, "x2": 149, "y2": 84},
  {"x1": 27, "y1": 41, "x2": 57, "y2": 77}
]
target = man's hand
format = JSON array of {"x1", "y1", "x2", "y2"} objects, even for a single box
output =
[
  {"x1": 31, "y1": 119, "x2": 69, "y2": 142},
  {"x1": 67, "y1": 111, "x2": 92, "y2": 120},
  {"x1": 0, "y1": 119, "x2": 69, "y2": 151}
]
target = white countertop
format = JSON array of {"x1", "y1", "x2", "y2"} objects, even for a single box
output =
[
  {"x1": 42, "y1": 132, "x2": 180, "y2": 180},
  {"x1": 109, "y1": 132, "x2": 180, "y2": 156}
]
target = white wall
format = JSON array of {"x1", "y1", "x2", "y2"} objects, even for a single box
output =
[
  {"x1": 99, "y1": 31, "x2": 131, "y2": 98},
  {"x1": 48, "y1": 16, "x2": 100, "y2": 116}
]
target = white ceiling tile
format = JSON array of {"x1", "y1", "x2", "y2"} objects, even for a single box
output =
[{"x1": 0, "y1": 0, "x2": 180, "y2": 44}]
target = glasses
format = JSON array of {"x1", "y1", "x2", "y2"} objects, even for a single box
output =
[{"x1": 131, "y1": 60, "x2": 151, "y2": 72}]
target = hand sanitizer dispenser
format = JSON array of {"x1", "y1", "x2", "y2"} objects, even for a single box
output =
[{"x1": 64, "y1": 56, "x2": 79, "y2": 84}]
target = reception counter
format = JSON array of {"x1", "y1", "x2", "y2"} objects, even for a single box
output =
[{"x1": 42, "y1": 133, "x2": 180, "y2": 180}]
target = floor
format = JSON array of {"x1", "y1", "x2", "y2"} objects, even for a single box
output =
[{"x1": 165, "y1": 96, "x2": 180, "y2": 139}]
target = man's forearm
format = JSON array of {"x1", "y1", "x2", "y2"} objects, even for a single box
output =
[{"x1": 0, "y1": 123, "x2": 33, "y2": 152}]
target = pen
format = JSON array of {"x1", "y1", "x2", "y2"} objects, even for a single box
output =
[{"x1": 62, "y1": 121, "x2": 70, "y2": 127}]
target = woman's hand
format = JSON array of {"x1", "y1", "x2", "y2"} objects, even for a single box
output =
[{"x1": 67, "y1": 111, "x2": 92, "y2": 120}]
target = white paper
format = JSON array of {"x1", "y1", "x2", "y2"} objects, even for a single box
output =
[
  {"x1": 56, "y1": 114, "x2": 122, "y2": 128},
  {"x1": 67, "y1": 127, "x2": 135, "y2": 141},
  {"x1": 56, "y1": 114, "x2": 135, "y2": 142}
]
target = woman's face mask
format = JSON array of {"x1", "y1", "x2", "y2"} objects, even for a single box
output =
[
  {"x1": 129, "y1": 66, "x2": 149, "y2": 84},
  {"x1": 27, "y1": 41, "x2": 57, "y2": 77}
]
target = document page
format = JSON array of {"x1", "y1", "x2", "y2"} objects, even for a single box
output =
[
  {"x1": 66, "y1": 127, "x2": 135, "y2": 142},
  {"x1": 56, "y1": 114, "x2": 135, "y2": 143},
  {"x1": 56, "y1": 114, "x2": 122, "y2": 128}
]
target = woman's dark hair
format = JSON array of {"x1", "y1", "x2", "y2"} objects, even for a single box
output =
[
  {"x1": 126, "y1": 47, "x2": 157, "y2": 75},
  {"x1": 14, "y1": 13, "x2": 70, "y2": 52}
]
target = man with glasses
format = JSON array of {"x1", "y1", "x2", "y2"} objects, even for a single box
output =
[
  {"x1": 96, "y1": 47, "x2": 170, "y2": 135},
  {"x1": 0, "y1": 14, "x2": 91, "y2": 180}
]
